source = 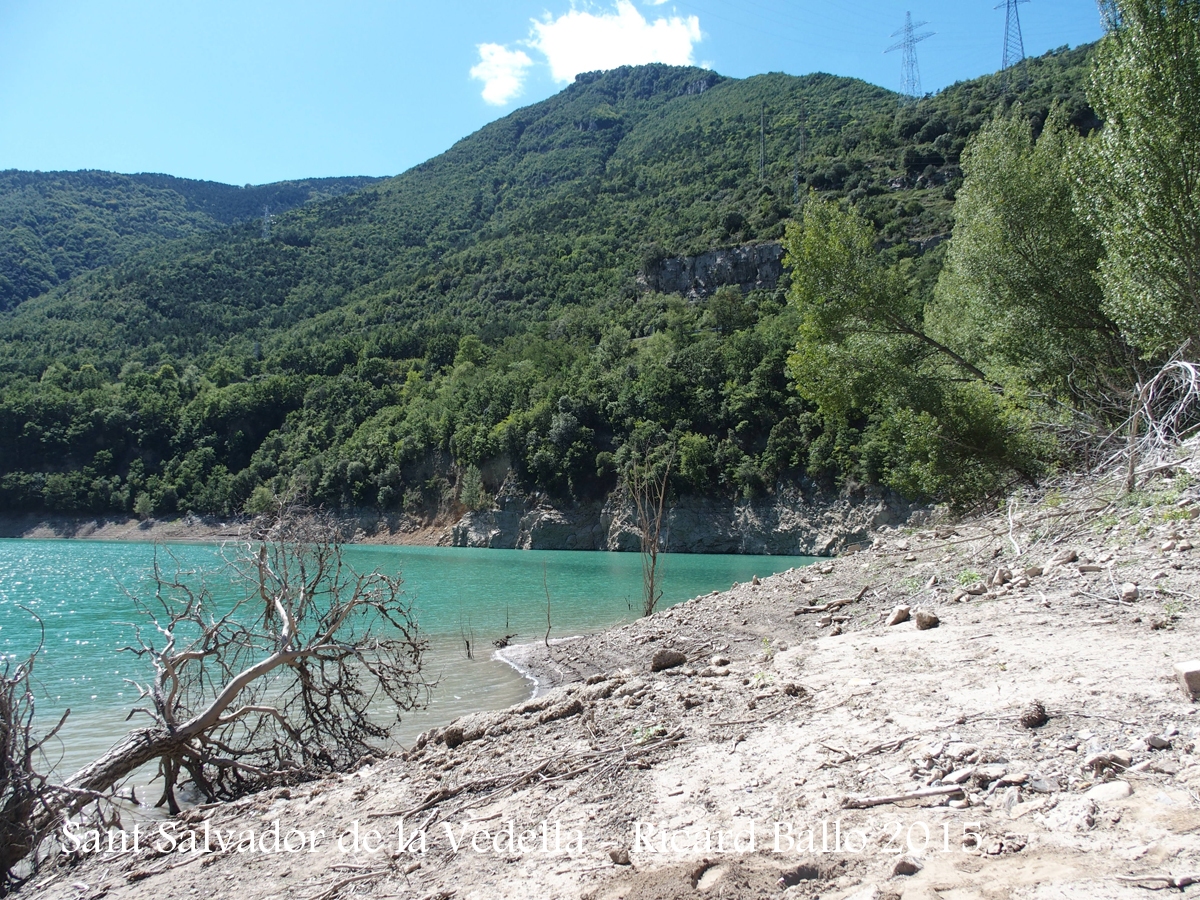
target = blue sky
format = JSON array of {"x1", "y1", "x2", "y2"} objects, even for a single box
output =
[{"x1": 0, "y1": 0, "x2": 1105, "y2": 186}]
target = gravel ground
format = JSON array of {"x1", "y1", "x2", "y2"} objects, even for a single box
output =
[{"x1": 24, "y1": 445, "x2": 1200, "y2": 900}]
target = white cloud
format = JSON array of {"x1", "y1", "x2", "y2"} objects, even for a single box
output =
[
  {"x1": 530, "y1": 1, "x2": 702, "y2": 84},
  {"x1": 470, "y1": 43, "x2": 535, "y2": 106}
]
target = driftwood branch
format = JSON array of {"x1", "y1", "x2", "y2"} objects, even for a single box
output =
[
  {"x1": 796, "y1": 585, "x2": 871, "y2": 615},
  {"x1": 842, "y1": 784, "x2": 964, "y2": 809}
]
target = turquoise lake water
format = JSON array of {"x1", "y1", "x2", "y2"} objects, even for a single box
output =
[{"x1": 0, "y1": 540, "x2": 814, "y2": 776}]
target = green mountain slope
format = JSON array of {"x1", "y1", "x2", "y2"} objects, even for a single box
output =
[
  {"x1": 0, "y1": 47, "x2": 1097, "y2": 518},
  {"x1": 0, "y1": 171, "x2": 381, "y2": 310}
]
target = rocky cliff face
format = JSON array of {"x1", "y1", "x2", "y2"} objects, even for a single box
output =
[
  {"x1": 643, "y1": 242, "x2": 784, "y2": 299},
  {"x1": 448, "y1": 482, "x2": 919, "y2": 556}
]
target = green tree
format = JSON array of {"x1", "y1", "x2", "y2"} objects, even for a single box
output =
[
  {"x1": 930, "y1": 106, "x2": 1136, "y2": 404},
  {"x1": 459, "y1": 465, "x2": 491, "y2": 511},
  {"x1": 1077, "y1": 0, "x2": 1200, "y2": 355}
]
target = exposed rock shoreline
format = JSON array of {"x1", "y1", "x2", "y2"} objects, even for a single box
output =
[
  {"x1": 0, "y1": 483, "x2": 920, "y2": 557},
  {"x1": 451, "y1": 483, "x2": 919, "y2": 556}
]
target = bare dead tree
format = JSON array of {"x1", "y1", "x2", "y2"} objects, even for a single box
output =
[
  {"x1": 4, "y1": 506, "x2": 428, "y2": 884},
  {"x1": 542, "y1": 563, "x2": 552, "y2": 648},
  {"x1": 0, "y1": 619, "x2": 71, "y2": 897},
  {"x1": 625, "y1": 441, "x2": 677, "y2": 618},
  {"x1": 1089, "y1": 348, "x2": 1200, "y2": 492}
]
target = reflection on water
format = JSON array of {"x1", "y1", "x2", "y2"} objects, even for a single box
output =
[{"x1": 1, "y1": 540, "x2": 813, "y2": 783}]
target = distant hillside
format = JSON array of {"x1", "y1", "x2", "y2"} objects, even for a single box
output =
[
  {"x1": 0, "y1": 171, "x2": 381, "y2": 309},
  {"x1": 0, "y1": 46, "x2": 1098, "y2": 519}
]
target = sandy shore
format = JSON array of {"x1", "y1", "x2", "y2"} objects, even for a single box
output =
[
  {"x1": 0, "y1": 512, "x2": 450, "y2": 546},
  {"x1": 23, "y1": 443, "x2": 1200, "y2": 900}
]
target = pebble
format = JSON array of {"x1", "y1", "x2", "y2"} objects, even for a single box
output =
[
  {"x1": 1121, "y1": 583, "x2": 1140, "y2": 602},
  {"x1": 650, "y1": 649, "x2": 687, "y2": 672},
  {"x1": 1049, "y1": 549, "x2": 1079, "y2": 567},
  {"x1": 892, "y1": 856, "x2": 923, "y2": 877},
  {"x1": 609, "y1": 848, "x2": 631, "y2": 865},
  {"x1": 1173, "y1": 661, "x2": 1200, "y2": 700},
  {"x1": 1084, "y1": 780, "x2": 1132, "y2": 801},
  {"x1": 914, "y1": 610, "x2": 940, "y2": 630},
  {"x1": 887, "y1": 605, "x2": 911, "y2": 626}
]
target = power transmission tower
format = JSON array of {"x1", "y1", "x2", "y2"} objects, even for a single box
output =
[
  {"x1": 885, "y1": 12, "x2": 935, "y2": 102},
  {"x1": 997, "y1": 0, "x2": 1029, "y2": 83},
  {"x1": 261, "y1": 205, "x2": 272, "y2": 241},
  {"x1": 1096, "y1": 0, "x2": 1120, "y2": 31}
]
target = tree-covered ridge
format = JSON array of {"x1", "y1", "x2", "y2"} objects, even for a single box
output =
[
  {"x1": 0, "y1": 170, "x2": 381, "y2": 310},
  {"x1": 0, "y1": 47, "x2": 1101, "y2": 519}
]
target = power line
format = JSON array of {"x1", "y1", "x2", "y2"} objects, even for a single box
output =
[
  {"x1": 885, "y1": 12, "x2": 935, "y2": 101},
  {"x1": 261, "y1": 205, "x2": 272, "y2": 241}
]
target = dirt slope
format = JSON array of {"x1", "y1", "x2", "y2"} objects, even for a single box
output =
[{"x1": 24, "y1": 446, "x2": 1200, "y2": 900}]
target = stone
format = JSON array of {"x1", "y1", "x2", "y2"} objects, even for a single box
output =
[
  {"x1": 1049, "y1": 549, "x2": 1079, "y2": 567},
  {"x1": 1145, "y1": 734, "x2": 1173, "y2": 750},
  {"x1": 1044, "y1": 799, "x2": 1097, "y2": 832},
  {"x1": 1078, "y1": 564, "x2": 1104, "y2": 573},
  {"x1": 1019, "y1": 700, "x2": 1049, "y2": 729},
  {"x1": 843, "y1": 886, "x2": 881, "y2": 900},
  {"x1": 1121, "y1": 583, "x2": 1140, "y2": 602},
  {"x1": 944, "y1": 767, "x2": 976, "y2": 784},
  {"x1": 1084, "y1": 781, "x2": 1132, "y2": 802},
  {"x1": 1024, "y1": 566, "x2": 1044, "y2": 578},
  {"x1": 1028, "y1": 775, "x2": 1059, "y2": 794},
  {"x1": 711, "y1": 655, "x2": 730, "y2": 667},
  {"x1": 650, "y1": 649, "x2": 687, "y2": 672},
  {"x1": 991, "y1": 567, "x2": 1013, "y2": 586},
  {"x1": 892, "y1": 856, "x2": 923, "y2": 877},
  {"x1": 699, "y1": 666, "x2": 730, "y2": 678},
  {"x1": 1179, "y1": 541, "x2": 1194, "y2": 552},
  {"x1": 1174, "y1": 661, "x2": 1200, "y2": 699},
  {"x1": 442, "y1": 725, "x2": 465, "y2": 749},
  {"x1": 887, "y1": 605, "x2": 912, "y2": 626},
  {"x1": 538, "y1": 699, "x2": 584, "y2": 724},
  {"x1": 914, "y1": 610, "x2": 940, "y2": 630},
  {"x1": 610, "y1": 848, "x2": 631, "y2": 865},
  {"x1": 1163, "y1": 540, "x2": 1178, "y2": 552},
  {"x1": 1084, "y1": 750, "x2": 1132, "y2": 773}
]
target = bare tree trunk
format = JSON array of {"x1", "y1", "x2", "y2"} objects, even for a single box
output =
[
  {"x1": 626, "y1": 442, "x2": 677, "y2": 618},
  {"x1": 3, "y1": 508, "x2": 428, "y2": 887}
]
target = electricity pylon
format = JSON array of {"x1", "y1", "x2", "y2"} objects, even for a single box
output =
[
  {"x1": 885, "y1": 12, "x2": 935, "y2": 101},
  {"x1": 997, "y1": 0, "x2": 1029, "y2": 85}
]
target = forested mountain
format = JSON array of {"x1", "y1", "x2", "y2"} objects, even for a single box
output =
[
  {"x1": 0, "y1": 171, "x2": 381, "y2": 310},
  {"x1": 0, "y1": 45, "x2": 1100, "y2": 519}
]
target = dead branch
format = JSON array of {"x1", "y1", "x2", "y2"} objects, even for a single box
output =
[
  {"x1": 842, "y1": 784, "x2": 965, "y2": 809},
  {"x1": 305, "y1": 868, "x2": 390, "y2": 900},
  {"x1": 796, "y1": 586, "x2": 871, "y2": 615},
  {"x1": 819, "y1": 734, "x2": 918, "y2": 769},
  {"x1": 626, "y1": 440, "x2": 677, "y2": 617},
  {"x1": 1115, "y1": 873, "x2": 1199, "y2": 890},
  {"x1": 4, "y1": 506, "x2": 429, "y2": 886}
]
